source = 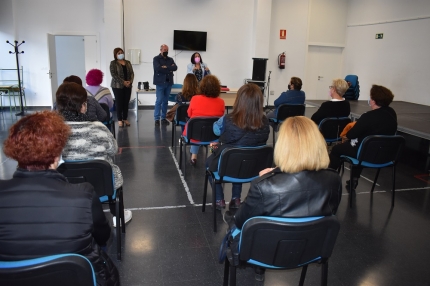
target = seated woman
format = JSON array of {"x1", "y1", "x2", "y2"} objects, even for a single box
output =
[
  {"x1": 183, "y1": 74, "x2": 225, "y2": 166},
  {"x1": 63, "y1": 75, "x2": 108, "y2": 122},
  {"x1": 328, "y1": 84, "x2": 397, "y2": 190},
  {"x1": 266, "y1": 76, "x2": 305, "y2": 120},
  {"x1": 0, "y1": 111, "x2": 120, "y2": 285},
  {"x1": 311, "y1": 78, "x2": 351, "y2": 125},
  {"x1": 206, "y1": 83, "x2": 270, "y2": 210},
  {"x1": 85, "y1": 69, "x2": 115, "y2": 112},
  {"x1": 186, "y1": 52, "x2": 211, "y2": 83},
  {"x1": 233, "y1": 116, "x2": 342, "y2": 230},
  {"x1": 56, "y1": 82, "x2": 132, "y2": 226},
  {"x1": 166, "y1": 73, "x2": 199, "y2": 123}
]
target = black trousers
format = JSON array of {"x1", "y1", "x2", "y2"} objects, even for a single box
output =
[
  {"x1": 329, "y1": 141, "x2": 363, "y2": 179},
  {"x1": 112, "y1": 87, "x2": 132, "y2": 121}
]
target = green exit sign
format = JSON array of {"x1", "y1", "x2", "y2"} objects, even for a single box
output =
[{"x1": 375, "y1": 33, "x2": 384, "y2": 39}]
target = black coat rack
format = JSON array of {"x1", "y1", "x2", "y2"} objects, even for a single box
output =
[{"x1": 6, "y1": 40, "x2": 25, "y2": 116}]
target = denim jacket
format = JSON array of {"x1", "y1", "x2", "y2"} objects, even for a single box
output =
[{"x1": 153, "y1": 54, "x2": 177, "y2": 85}]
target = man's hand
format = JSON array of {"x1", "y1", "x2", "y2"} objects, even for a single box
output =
[{"x1": 161, "y1": 65, "x2": 167, "y2": 68}]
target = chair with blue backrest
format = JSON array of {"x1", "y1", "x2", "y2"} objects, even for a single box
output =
[
  {"x1": 100, "y1": 103, "x2": 115, "y2": 139},
  {"x1": 269, "y1": 104, "x2": 305, "y2": 147},
  {"x1": 57, "y1": 160, "x2": 125, "y2": 260},
  {"x1": 223, "y1": 216, "x2": 340, "y2": 286},
  {"x1": 168, "y1": 83, "x2": 183, "y2": 102},
  {"x1": 171, "y1": 104, "x2": 189, "y2": 152},
  {"x1": 318, "y1": 117, "x2": 351, "y2": 145},
  {"x1": 203, "y1": 146, "x2": 273, "y2": 232},
  {"x1": 0, "y1": 254, "x2": 96, "y2": 286},
  {"x1": 344, "y1": 75, "x2": 360, "y2": 100},
  {"x1": 179, "y1": 116, "x2": 220, "y2": 178},
  {"x1": 339, "y1": 135, "x2": 405, "y2": 208}
]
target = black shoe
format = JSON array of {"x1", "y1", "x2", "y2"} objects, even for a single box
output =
[
  {"x1": 161, "y1": 119, "x2": 170, "y2": 125},
  {"x1": 155, "y1": 120, "x2": 160, "y2": 126},
  {"x1": 229, "y1": 198, "x2": 241, "y2": 210},
  {"x1": 190, "y1": 159, "x2": 197, "y2": 166},
  {"x1": 346, "y1": 179, "x2": 358, "y2": 192}
]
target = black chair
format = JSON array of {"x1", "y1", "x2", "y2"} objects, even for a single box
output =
[
  {"x1": 203, "y1": 146, "x2": 273, "y2": 232},
  {"x1": 179, "y1": 116, "x2": 220, "y2": 177},
  {"x1": 100, "y1": 103, "x2": 115, "y2": 139},
  {"x1": 223, "y1": 216, "x2": 340, "y2": 286},
  {"x1": 57, "y1": 160, "x2": 125, "y2": 260},
  {"x1": 339, "y1": 135, "x2": 405, "y2": 208},
  {"x1": 269, "y1": 104, "x2": 305, "y2": 147},
  {"x1": 0, "y1": 254, "x2": 96, "y2": 286},
  {"x1": 171, "y1": 104, "x2": 189, "y2": 153},
  {"x1": 318, "y1": 117, "x2": 351, "y2": 144}
]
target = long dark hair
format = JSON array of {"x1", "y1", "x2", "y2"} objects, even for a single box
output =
[{"x1": 230, "y1": 83, "x2": 265, "y2": 130}]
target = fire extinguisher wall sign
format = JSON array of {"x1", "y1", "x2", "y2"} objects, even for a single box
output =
[{"x1": 278, "y1": 52, "x2": 285, "y2": 69}]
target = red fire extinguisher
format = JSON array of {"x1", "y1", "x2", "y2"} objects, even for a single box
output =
[{"x1": 278, "y1": 52, "x2": 285, "y2": 69}]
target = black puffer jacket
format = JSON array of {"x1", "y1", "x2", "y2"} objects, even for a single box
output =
[
  {"x1": 234, "y1": 168, "x2": 342, "y2": 229},
  {"x1": 0, "y1": 169, "x2": 119, "y2": 286}
]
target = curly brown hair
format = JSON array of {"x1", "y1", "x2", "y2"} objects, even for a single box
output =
[
  {"x1": 181, "y1": 74, "x2": 199, "y2": 101},
  {"x1": 370, "y1": 84, "x2": 394, "y2": 107},
  {"x1": 56, "y1": 82, "x2": 88, "y2": 113},
  {"x1": 231, "y1": 83, "x2": 265, "y2": 130},
  {"x1": 3, "y1": 111, "x2": 70, "y2": 170},
  {"x1": 198, "y1": 75, "x2": 221, "y2": 98}
]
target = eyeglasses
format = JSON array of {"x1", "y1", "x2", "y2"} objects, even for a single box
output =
[{"x1": 329, "y1": 86, "x2": 334, "y2": 89}]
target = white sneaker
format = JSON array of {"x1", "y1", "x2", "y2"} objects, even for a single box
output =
[{"x1": 112, "y1": 210, "x2": 132, "y2": 227}]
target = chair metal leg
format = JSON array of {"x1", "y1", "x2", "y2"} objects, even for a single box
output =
[
  {"x1": 371, "y1": 169, "x2": 380, "y2": 193},
  {"x1": 112, "y1": 120, "x2": 116, "y2": 139},
  {"x1": 392, "y1": 165, "x2": 396, "y2": 207},
  {"x1": 223, "y1": 257, "x2": 230, "y2": 286},
  {"x1": 349, "y1": 166, "x2": 354, "y2": 208},
  {"x1": 179, "y1": 138, "x2": 183, "y2": 170},
  {"x1": 229, "y1": 264, "x2": 236, "y2": 286},
  {"x1": 120, "y1": 188, "x2": 126, "y2": 234},
  {"x1": 202, "y1": 171, "x2": 209, "y2": 212},
  {"x1": 115, "y1": 195, "x2": 121, "y2": 261},
  {"x1": 212, "y1": 180, "x2": 217, "y2": 232},
  {"x1": 299, "y1": 264, "x2": 308, "y2": 286},
  {"x1": 272, "y1": 125, "x2": 276, "y2": 148},
  {"x1": 321, "y1": 260, "x2": 328, "y2": 286},
  {"x1": 171, "y1": 122, "x2": 175, "y2": 149}
]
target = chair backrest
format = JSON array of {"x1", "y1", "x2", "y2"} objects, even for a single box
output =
[
  {"x1": 186, "y1": 117, "x2": 220, "y2": 143},
  {"x1": 356, "y1": 135, "x2": 405, "y2": 165},
  {"x1": 0, "y1": 254, "x2": 96, "y2": 286},
  {"x1": 57, "y1": 160, "x2": 115, "y2": 198},
  {"x1": 239, "y1": 216, "x2": 340, "y2": 269},
  {"x1": 175, "y1": 104, "x2": 189, "y2": 125},
  {"x1": 217, "y1": 146, "x2": 274, "y2": 180},
  {"x1": 277, "y1": 104, "x2": 306, "y2": 122},
  {"x1": 318, "y1": 117, "x2": 352, "y2": 143},
  {"x1": 344, "y1": 75, "x2": 360, "y2": 100}
]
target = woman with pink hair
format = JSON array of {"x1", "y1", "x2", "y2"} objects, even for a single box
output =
[{"x1": 85, "y1": 69, "x2": 114, "y2": 112}]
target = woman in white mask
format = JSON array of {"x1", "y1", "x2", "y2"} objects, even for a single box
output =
[
  {"x1": 187, "y1": 52, "x2": 211, "y2": 83},
  {"x1": 110, "y1": 47, "x2": 134, "y2": 127}
]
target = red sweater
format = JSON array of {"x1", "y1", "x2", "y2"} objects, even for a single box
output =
[{"x1": 183, "y1": 95, "x2": 225, "y2": 137}]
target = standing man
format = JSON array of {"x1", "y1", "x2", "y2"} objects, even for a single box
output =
[{"x1": 153, "y1": 44, "x2": 177, "y2": 126}]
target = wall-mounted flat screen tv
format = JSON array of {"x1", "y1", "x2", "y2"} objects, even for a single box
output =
[{"x1": 173, "y1": 30, "x2": 207, "y2": 51}]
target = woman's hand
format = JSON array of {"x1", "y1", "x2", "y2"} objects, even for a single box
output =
[
  {"x1": 193, "y1": 65, "x2": 199, "y2": 71},
  {"x1": 124, "y1": 81, "x2": 131, "y2": 87},
  {"x1": 204, "y1": 66, "x2": 210, "y2": 71},
  {"x1": 259, "y1": 168, "x2": 274, "y2": 176}
]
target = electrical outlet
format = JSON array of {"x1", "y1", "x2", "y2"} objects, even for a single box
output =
[
  {"x1": 375, "y1": 33, "x2": 383, "y2": 39},
  {"x1": 270, "y1": 91, "x2": 274, "y2": 95}
]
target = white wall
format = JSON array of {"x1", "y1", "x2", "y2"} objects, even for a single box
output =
[
  {"x1": 267, "y1": 0, "x2": 310, "y2": 103},
  {"x1": 0, "y1": 0, "x2": 105, "y2": 107},
  {"x1": 344, "y1": 0, "x2": 430, "y2": 104}
]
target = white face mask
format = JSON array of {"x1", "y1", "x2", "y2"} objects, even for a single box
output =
[
  {"x1": 117, "y1": 54, "x2": 125, "y2": 60},
  {"x1": 368, "y1": 99, "x2": 372, "y2": 106},
  {"x1": 57, "y1": 155, "x2": 65, "y2": 168}
]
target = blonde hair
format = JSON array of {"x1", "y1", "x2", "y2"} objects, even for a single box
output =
[
  {"x1": 332, "y1": 78, "x2": 349, "y2": 96},
  {"x1": 274, "y1": 116, "x2": 329, "y2": 173}
]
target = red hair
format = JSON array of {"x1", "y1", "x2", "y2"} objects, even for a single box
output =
[
  {"x1": 86, "y1": 69, "x2": 104, "y2": 86},
  {"x1": 3, "y1": 111, "x2": 70, "y2": 170}
]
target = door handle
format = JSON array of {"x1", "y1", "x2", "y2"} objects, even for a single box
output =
[
  {"x1": 47, "y1": 71, "x2": 52, "y2": 79},
  {"x1": 318, "y1": 76, "x2": 323, "y2": 80}
]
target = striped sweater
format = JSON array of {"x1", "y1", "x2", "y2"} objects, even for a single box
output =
[{"x1": 62, "y1": 121, "x2": 123, "y2": 189}]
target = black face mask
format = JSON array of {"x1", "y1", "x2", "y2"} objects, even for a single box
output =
[
  {"x1": 288, "y1": 84, "x2": 291, "y2": 90},
  {"x1": 162, "y1": 51, "x2": 168, "y2": 57}
]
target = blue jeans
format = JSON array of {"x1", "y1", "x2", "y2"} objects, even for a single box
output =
[
  {"x1": 190, "y1": 145, "x2": 200, "y2": 155},
  {"x1": 209, "y1": 178, "x2": 242, "y2": 201},
  {"x1": 154, "y1": 84, "x2": 172, "y2": 121}
]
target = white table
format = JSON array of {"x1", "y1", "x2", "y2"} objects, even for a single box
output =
[{"x1": 135, "y1": 88, "x2": 238, "y2": 121}]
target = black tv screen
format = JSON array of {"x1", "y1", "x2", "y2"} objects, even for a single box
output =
[{"x1": 173, "y1": 30, "x2": 207, "y2": 51}]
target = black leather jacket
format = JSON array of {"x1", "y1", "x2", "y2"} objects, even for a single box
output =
[{"x1": 234, "y1": 168, "x2": 342, "y2": 229}]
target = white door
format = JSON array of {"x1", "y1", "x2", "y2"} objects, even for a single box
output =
[
  {"x1": 83, "y1": 35, "x2": 99, "y2": 74},
  {"x1": 55, "y1": 36, "x2": 86, "y2": 85},
  {"x1": 305, "y1": 46, "x2": 344, "y2": 100},
  {"x1": 47, "y1": 33, "x2": 58, "y2": 107}
]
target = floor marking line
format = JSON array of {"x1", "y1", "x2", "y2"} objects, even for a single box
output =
[
  {"x1": 343, "y1": 166, "x2": 380, "y2": 186},
  {"x1": 341, "y1": 186, "x2": 430, "y2": 196},
  {"x1": 103, "y1": 205, "x2": 187, "y2": 212},
  {"x1": 169, "y1": 146, "x2": 195, "y2": 204}
]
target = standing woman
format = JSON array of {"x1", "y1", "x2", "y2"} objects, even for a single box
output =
[
  {"x1": 187, "y1": 52, "x2": 210, "y2": 83},
  {"x1": 110, "y1": 47, "x2": 134, "y2": 127}
]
